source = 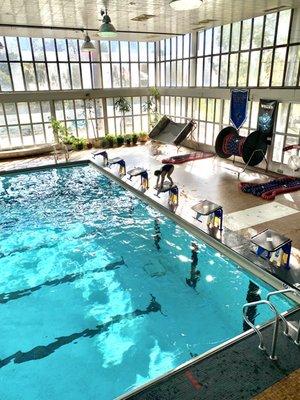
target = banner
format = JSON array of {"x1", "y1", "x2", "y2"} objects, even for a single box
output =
[
  {"x1": 230, "y1": 89, "x2": 249, "y2": 130},
  {"x1": 257, "y1": 99, "x2": 278, "y2": 144}
]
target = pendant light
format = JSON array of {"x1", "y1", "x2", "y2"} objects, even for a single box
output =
[
  {"x1": 169, "y1": 0, "x2": 203, "y2": 11},
  {"x1": 81, "y1": 32, "x2": 96, "y2": 52},
  {"x1": 99, "y1": 9, "x2": 117, "y2": 37}
]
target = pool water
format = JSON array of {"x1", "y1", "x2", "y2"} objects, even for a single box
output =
[{"x1": 0, "y1": 164, "x2": 295, "y2": 400}]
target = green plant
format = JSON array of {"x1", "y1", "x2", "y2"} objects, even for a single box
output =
[
  {"x1": 50, "y1": 118, "x2": 64, "y2": 144},
  {"x1": 132, "y1": 133, "x2": 138, "y2": 145},
  {"x1": 106, "y1": 134, "x2": 116, "y2": 148},
  {"x1": 116, "y1": 135, "x2": 125, "y2": 146},
  {"x1": 124, "y1": 134, "x2": 132, "y2": 146},
  {"x1": 139, "y1": 131, "x2": 148, "y2": 142},
  {"x1": 101, "y1": 137, "x2": 109, "y2": 148},
  {"x1": 142, "y1": 87, "x2": 161, "y2": 129},
  {"x1": 114, "y1": 97, "x2": 132, "y2": 135}
]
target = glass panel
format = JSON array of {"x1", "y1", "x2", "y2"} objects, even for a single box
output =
[
  {"x1": 130, "y1": 42, "x2": 138, "y2": 61},
  {"x1": 121, "y1": 63, "x2": 130, "y2": 87},
  {"x1": 198, "y1": 31, "x2": 204, "y2": 56},
  {"x1": 171, "y1": 61, "x2": 176, "y2": 86},
  {"x1": 200, "y1": 98, "x2": 207, "y2": 120},
  {"x1": 203, "y1": 57, "x2": 211, "y2": 86},
  {"x1": 131, "y1": 63, "x2": 139, "y2": 87},
  {"x1": 44, "y1": 38, "x2": 56, "y2": 61},
  {"x1": 183, "y1": 34, "x2": 190, "y2": 58},
  {"x1": 64, "y1": 100, "x2": 75, "y2": 120},
  {"x1": 0, "y1": 63, "x2": 13, "y2": 91},
  {"x1": 196, "y1": 58, "x2": 203, "y2": 86},
  {"x1": 100, "y1": 41, "x2": 110, "y2": 61},
  {"x1": 149, "y1": 63, "x2": 155, "y2": 86},
  {"x1": 276, "y1": 103, "x2": 289, "y2": 133},
  {"x1": 165, "y1": 39, "x2": 171, "y2": 60},
  {"x1": 110, "y1": 41, "x2": 120, "y2": 62},
  {"x1": 207, "y1": 99, "x2": 215, "y2": 122},
  {"x1": 120, "y1": 41, "x2": 129, "y2": 62},
  {"x1": 32, "y1": 124, "x2": 45, "y2": 144},
  {"x1": 5, "y1": 103, "x2": 18, "y2": 124},
  {"x1": 252, "y1": 16, "x2": 263, "y2": 48},
  {"x1": 222, "y1": 25, "x2": 230, "y2": 53},
  {"x1": 10, "y1": 63, "x2": 25, "y2": 90},
  {"x1": 36, "y1": 63, "x2": 49, "y2": 90},
  {"x1": 70, "y1": 64, "x2": 81, "y2": 89},
  {"x1": 250, "y1": 102, "x2": 259, "y2": 128},
  {"x1": 32, "y1": 38, "x2": 45, "y2": 61},
  {"x1": 59, "y1": 63, "x2": 71, "y2": 89},
  {"x1": 148, "y1": 42, "x2": 155, "y2": 61},
  {"x1": 0, "y1": 104, "x2": 5, "y2": 125},
  {"x1": 276, "y1": 9, "x2": 291, "y2": 45},
  {"x1": 91, "y1": 63, "x2": 101, "y2": 88},
  {"x1": 241, "y1": 19, "x2": 252, "y2": 50},
  {"x1": 0, "y1": 127, "x2": 10, "y2": 149},
  {"x1": 177, "y1": 60, "x2": 182, "y2": 86},
  {"x1": 6, "y1": 37, "x2": 20, "y2": 61},
  {"x1": 41, "y1": 101, "x2": 51, "y2": 122},
  {"x1": 48, "y1": 63, "x2": 60, "y2": 90},
  {"x1": 238, "y1": 52, "x2": 249, "y2": 86},
  {"x1": 54, "y1": 101, "x2": 64, "y2": 120},
  {"x1": 264, "y1": 13, "x2": 276, "y2": 47},
  {"x1": 166, "y1": 61, "x2": 171, "y2": 85},
  {"x1": 285, "y1": 46, "x2": 300, "y2": 86},
  {"x1": 272, "y1": 47, "x2": 286, "y2": 86},
  {"x1": 205, "y1": 29, "x2": 212, "y2": 55},
  {"x1": 9, "y1": 126, "x2": 22, "y2": 147},
  {"x1": 211, "y1": 56, "x2": 219, "y2": 86},
  {"x1": 112, "y1": 63, "x2": 121, "y2": 87},
  {"x1": 272, "y1": 134, "x2": 284, "y2": 162},
  {"x1": 177, "y1": 36, "x2": 183, "y2": 59},
  {"x1": 288, "y1": 104, "x2": 300, "y2": 135},
  {"x1": 219, "y1": 54, "x2": 228, "y2": 86},
  {"x1": 30, "y1": 102, "x2": 42, "y2": 123},
  {"x1": 0, "y1": 37, "x2": 6, "y2": 61},
  {"x1": 102, "y1": 63, "x2": 111, "y2": 88},
  {"x1": 140, "y1": 63, "x2": 148, "y2": 87},
  {"x1": 171, "y1": 37, "x2": 177, "y2": 59},
  {"x1": 56, "y1": 39, "x2": 68, "y2": 62},
  {"x1": 82, "y1": 63, "x2": 92, "y2": 88},
  {"x1": 68, "y1": 39, "x2": 79, "y2": 61},
  {"x1": 231, "y1": 22, "x2": 241, "y2": 51},
  {"x1": 213, "y1": 26, "x2": 221, "y2": 54},
  {"x1": 228, "y1": 53, "x2": 238, "y2": 86},
  {"x1": 23, "y1": 63, "x2": 37, "y2": 90},
  {"x1": 21, "y1": 125, "x2": 34, "y2": 146},
  {"x1": 19, "y1": 37, "x2": 32, "y2": 61},
  {"x1": 259, "y1": 49, "x2": 272, "y2": 86},
  {"x1": 17, "y1": 103, "x2": 30, "y2": 124},
  {"x1": 248, "y1": 50, "x2": 260, "y2": 86},
  {"x1": 139, "y1": 42, "x2": 147, "y2": 61}
]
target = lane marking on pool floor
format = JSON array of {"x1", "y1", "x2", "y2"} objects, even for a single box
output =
[{"x1": 224, "y1": 202, "x2": 299, "y2": 231}]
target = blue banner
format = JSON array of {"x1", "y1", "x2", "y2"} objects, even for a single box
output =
[{"x1": 230, "y1": 89, "x2": 249, "y2": 130}]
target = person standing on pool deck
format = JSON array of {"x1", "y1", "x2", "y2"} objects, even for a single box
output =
[
  {"x1": 186, "y1": 242, "x2": 201, "y2": 289},
  {"x1": 154, "y1": 164, "x2": 174, "y2": 189}
]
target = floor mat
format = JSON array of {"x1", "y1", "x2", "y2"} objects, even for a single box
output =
[{"x1": 162, "y1": 152, "x2": 215, "y2": 164}]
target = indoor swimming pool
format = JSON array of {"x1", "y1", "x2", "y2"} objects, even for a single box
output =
[{"x1": 0, "y1": 163, "x2": 296, "y2": 400}]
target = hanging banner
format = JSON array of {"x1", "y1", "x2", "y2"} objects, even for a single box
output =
[
  {"x1": 230, "y1": 89, "x2": 249, "y2": 130},
  {"x1": 257, "y1": 99, "x2": 278, "y2": 144}
]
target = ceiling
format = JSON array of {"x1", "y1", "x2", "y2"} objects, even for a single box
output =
[{"x1": 0, "y1": 0, "x2": 299, "y2": 41}]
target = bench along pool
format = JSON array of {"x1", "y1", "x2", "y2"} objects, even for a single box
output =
[{"x1": 0, "y1": 164, "x2": 295, "y2": 400}]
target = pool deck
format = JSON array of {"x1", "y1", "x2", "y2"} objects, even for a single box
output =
[
  {"x1": 0, "y1": 143, "x2": 299, "y2": 292},
  {"x1": 119, "y1": 309, "x2": 300, "y2": 400}
]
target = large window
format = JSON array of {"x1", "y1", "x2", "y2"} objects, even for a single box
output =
[{"x1": 195, "y1": 9, "x2": 299, "y2": 88}]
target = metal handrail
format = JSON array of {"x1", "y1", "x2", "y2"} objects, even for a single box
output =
[
  {"x1": 267, "y1": 289, "x2": 299, "y2": 344},
  {"x1": 242, "y1": 299, "x2": 281, "y2": 360}
]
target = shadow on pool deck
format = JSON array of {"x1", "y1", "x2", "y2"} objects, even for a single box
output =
[{"x1": 122, "y1": 309, "x2": 300, "y2": 400}]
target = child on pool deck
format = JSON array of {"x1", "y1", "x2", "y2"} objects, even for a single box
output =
[{"x1": 154, "y1": 164, "x2": 174, "y2": 190}]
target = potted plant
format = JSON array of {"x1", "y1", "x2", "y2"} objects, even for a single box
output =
[
  {"x1": 106, "y1": 134, "x2": 116, "y2": 148},
  {"x1": 86, "y1": 141, "x2": 93, "y2": 149},
  {"x1": 132, "y1": 133, "x2": 138, "y2": 145},
  {"x1": 50, "y1": 117, "x2": 62, "y2": 144},
  {"x1": 101, "y1": 137, "x2": 109, "y2": 148},
  {"x1": 114, "y1": 97, "x2": 132, "y2": 135},
  {"x1": 139, "y1": 132, "x2": 149, "y2": 143},
  {"x1": 116, "y1": 135, "x2": 125, "y2": 147},
  {"x1": 125, "y1": 134, "x2": 132, "y2": 146},
  {"x1": 93, "y1": 138, "x2": 102, "y2": 148}
]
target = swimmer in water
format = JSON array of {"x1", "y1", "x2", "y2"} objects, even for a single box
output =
[
  {"x1": 186, "y1": 242, "x2": 201, "y2": 289},
  {"x1": 154, "y1": 164, "x2": 174, "y2": 189}
]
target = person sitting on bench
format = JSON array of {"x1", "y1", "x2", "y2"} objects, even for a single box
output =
[{"x1": 154, "y1": 164, "x2": 174, "y2": 189}]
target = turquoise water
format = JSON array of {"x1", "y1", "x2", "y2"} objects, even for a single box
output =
[{"x1": 0, "y1": 164, "x2": 295, "y2": 400}]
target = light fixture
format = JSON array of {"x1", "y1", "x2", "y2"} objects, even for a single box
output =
[
  {"x1": 81, "y1": 32, "x2": 96, "y2": 52},
  {"x1": 169, "y1": 0, "x2": 203, "y2": 11},
  {"x1": 0, "y1": 41, "x2": 4, "y2": 50},
  {"x1": 98, "y1": 9, "x2": 117, "y2": 37}
]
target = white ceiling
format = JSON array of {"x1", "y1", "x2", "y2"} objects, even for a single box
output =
[{"x1": 0, "y1": 0, "x2": 299, "y2": 41}]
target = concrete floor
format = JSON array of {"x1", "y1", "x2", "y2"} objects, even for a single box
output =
[{"x1": 0, "y1": 142, "x2": 299, "y2": 264}]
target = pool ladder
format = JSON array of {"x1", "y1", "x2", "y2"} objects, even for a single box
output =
[{"x1": 243, "y1": 289, "x2": 299, "y2": 360}]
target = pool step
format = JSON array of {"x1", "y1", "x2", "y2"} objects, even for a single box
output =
[{"x1": 286, "y1": 319, "x2": 300, "y2": 344}]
